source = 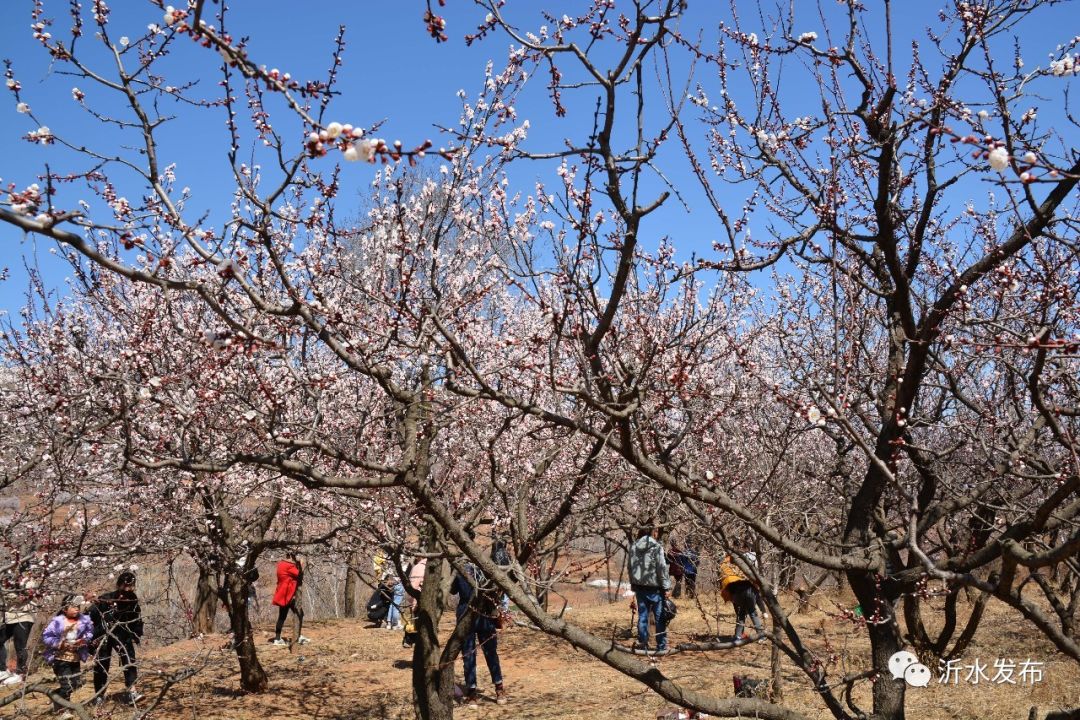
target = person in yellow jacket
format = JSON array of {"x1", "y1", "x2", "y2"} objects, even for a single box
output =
[{"x1": 718, "y1": 553, "x2": 765, "y2": 643}]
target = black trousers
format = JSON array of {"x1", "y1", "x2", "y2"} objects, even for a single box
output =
[
  {"x1": 274, "y1": 601, "x2": 304, "y2": 638},
  {"x1": 52, "y1": 660, "x2": 83, "y2": 705},
  {"x1": 94, "y1": 638, "x2": 137, "y2": 695},
  {"x1": 0, "y1": 621, "x2": 33, "y2": 675}
]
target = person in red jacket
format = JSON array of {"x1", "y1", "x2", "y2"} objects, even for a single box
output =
[{"x1": 271, "y1": 554, "x2": 307, "y2": 646}]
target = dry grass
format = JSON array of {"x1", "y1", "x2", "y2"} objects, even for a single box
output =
[{"x1": 4, "y1": 586, "x2": 1077, "y2": 719}]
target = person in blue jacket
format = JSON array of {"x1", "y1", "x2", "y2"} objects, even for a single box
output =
[{"x1": 673, "y1": 543, "x2": 699, "y2": 599}]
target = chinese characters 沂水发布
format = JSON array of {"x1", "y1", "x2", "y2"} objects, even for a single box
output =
[{"x1": 938, "y1": 658, "x2": 1044, "y2": 685}]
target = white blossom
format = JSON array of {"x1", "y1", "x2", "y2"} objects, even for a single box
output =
[
  {"x1": 807, "y1": 406, "x2": 822, "y2": 424},
  {"x1": 987, "y1": 146, "x2": 1009, "y2": 172},
  {"x1": 325, "y1": 121, "x2": 344, "y2": 139},
  {"x1": 216, "y1": 258, "x2": 241, "y2": 277},
  {"x1": 1023, "y1": 151, "x2": 1037, "y2": 164},
  {"x1": 798, "y1": 31, "x2": 818, "y2": 43},
  {"x1": 356, "y1": 139, "x2": 376, "y2": 162},
  {"x1": 1050, "y1": 55, "x2": 1077, "y2": 77},
  {"x1": 16, "y1": 102, "x2": 30, "y2": 113}
]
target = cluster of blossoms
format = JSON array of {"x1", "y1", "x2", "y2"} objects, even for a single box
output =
[
  {"x1": 26, "y1": 126, "x2": 52, "y2": 145},
  {"x1": 9, "y1": 70, "x2": 28, "y2": 112},
  {"x1": 1049, "y1": 54, "x2": 1078, "y2": 76},
  {"x1": 163, "y1": 5, "x2": 186, "y2": 27},
  {"x1": 216, "y1": 257, "x2": 242, "y2": 279},
  {"x1": 423, "y1": 8, "x2": 448, "y2": 43},
  {"x1": 262, "y1": 67, "x2": 293, "y2": 85},
  {"x1": 163, "y1": 3, "x2": 311, "y2": 99},
  {"x1": 31, "y1": 21, "x2": 52, "y2": 43},
  {"x1": 6, "y1": 183, "x2": 43, "y2": 215},
  {"x1": 305, "y1": 122, "x2": 396, "y2": 163},
  {"x1": 109, "y1": 196, "x2": 133, "y2": 217},
  {"x1": 987, "y1": 147, "x2": 1048, "y2": 182},
  {"x1": 798, "y1": 31, "x2": 818, "y2": 43}
]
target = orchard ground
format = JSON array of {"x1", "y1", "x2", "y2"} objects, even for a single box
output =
[{"x1": 5, "y1": 586, "x2": 1077, "y2": 719}]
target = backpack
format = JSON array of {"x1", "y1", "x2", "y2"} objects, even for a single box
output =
[
  {"x1": 461, "y1": 565, "x2": 501, "y2": 616},
  {"x1": 491, "y1": 540, "x2": 512, "y2": 568},
  {"x1": 733, "y1": 674, "x2": 769, "y2": 698}
]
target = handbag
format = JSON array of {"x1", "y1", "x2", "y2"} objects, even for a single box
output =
[{"x1": 662, "y1": 597, "x2": 678, "y2": 624}]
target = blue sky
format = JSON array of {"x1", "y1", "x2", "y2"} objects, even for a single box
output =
[{"x1": 1, "y1": 1, "x2": 1076, "y2": 320}]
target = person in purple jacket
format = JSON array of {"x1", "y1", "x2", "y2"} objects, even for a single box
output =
[{"x1": 42, "y1": 595, "x2": 95, "y2": 710}]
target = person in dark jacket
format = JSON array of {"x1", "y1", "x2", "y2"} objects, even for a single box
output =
[
  {"x1": 672, "y1": 543, "x2": 699, "y2": 599},
  {"x1": 90, "y1": 571, "x2": 144, "y2": 704},
  {"x1": 449, "y1": 550, "x2": 507, "y2": 706},
  {"x1": 667, "y1": 541, "x2": 685, "y2": 598}
]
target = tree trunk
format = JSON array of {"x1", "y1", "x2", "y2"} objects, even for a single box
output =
[
  {"x1": 412, "y1": 555, "x2": 457, "y2": 720},
  {"x1": 192, "y1": 564, "x2": 219, "y2": 635},
  {"x1": 849, "y1": 569, "x2": 905, "y2": 720},
  {"x1": 344, "y1": 553, "x2": 359, "y2": 618},
  {"x1": 225, "y1": 574, "x2": 268, "y2": 693},
  {"x1": 770, "y1": 612, "x2": 783, "y2": 701}
]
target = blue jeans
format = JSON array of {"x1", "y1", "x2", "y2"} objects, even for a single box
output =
[
  {"x1": 634, "y1": 587, "x2": 667, "y2": 651},
  {"x1": 386, "y1": 583, "x2": 405, "y2": 627},
  {"x1": 461, "y1": 615, "x2": 502, "y2": 690}
]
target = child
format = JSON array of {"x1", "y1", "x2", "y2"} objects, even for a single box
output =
[{"x1": 42, "y1": 595, "x2": 95, "y2": 711}]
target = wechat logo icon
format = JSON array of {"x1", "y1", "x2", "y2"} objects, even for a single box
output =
[{"x1": 889, "y1": 651, "x2": 931, "y2": 688}]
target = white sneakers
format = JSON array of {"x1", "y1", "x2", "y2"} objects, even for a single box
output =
[
  {"x1": 272, "y1": 636, "x2": 309, "y2": 645},
  {"x1": 1, "y1": 673, "x2": 24, "y2": 686}
]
